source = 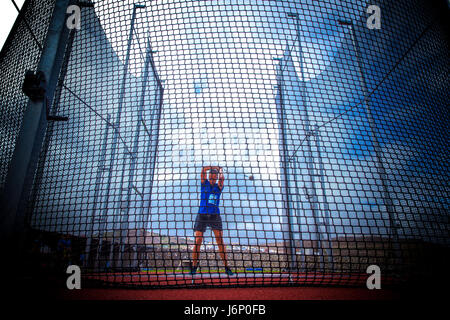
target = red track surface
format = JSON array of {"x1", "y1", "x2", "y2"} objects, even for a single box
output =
[
  {"x1": 83, "y1": 271, "x2": 392, "y2": 287},
  {"x1": 60, "y1": 286, "x2": 400, "y2": 300},
  {"x1": 53, "y1": 271, "x2": 402, "y2": 300}
]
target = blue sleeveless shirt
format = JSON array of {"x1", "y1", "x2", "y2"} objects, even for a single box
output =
[{"x1": 198, "y1": 179, "x2": 222, "y2": 214}]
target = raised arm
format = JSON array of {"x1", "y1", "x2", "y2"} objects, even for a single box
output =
[
  {"x1": 218, "y1": 167, "x2": 224, "y2": 190},
  {"x1": 201, "y1": 166, "x2": 212, "y2": 184}
]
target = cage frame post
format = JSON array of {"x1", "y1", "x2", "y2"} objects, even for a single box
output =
[
  {"x1": 0, "y1": 0, "x2": 71, "y2": 273},
  {"x1": 99, "y1": 3, "x2": 146, "y2": 271},
  {"x1": 287, "y1": 12, "x2": 333, "y2": 271},
  {"x1": 274, "y1": 57, "x2": 298, "y2": 273}
]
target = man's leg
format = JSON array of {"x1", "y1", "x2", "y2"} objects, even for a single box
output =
[
  {"x1": 192, "y1": 231, "x2": 203, "y2": 269},
  {"x1": 212, "y1": 230, "x2": 228, "y2": 267},
  {"x1": 213, "y1": 229, "x2": 233, "y2": 275}
]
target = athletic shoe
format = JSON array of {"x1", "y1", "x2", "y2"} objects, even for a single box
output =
[
  {"x1": 190, "y1": 265, "x2": 198, "y2": 275},
  {"x1": 225, "y1": 267, "x2": 234, "y2": 276}
]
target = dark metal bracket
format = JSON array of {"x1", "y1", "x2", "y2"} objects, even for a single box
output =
[{"x1": 22, "y1": 70, "x2": 68, "y2": 121}]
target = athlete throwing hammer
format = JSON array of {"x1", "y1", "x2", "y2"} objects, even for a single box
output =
[{"x1": 191, "y1": 166, "x2": 234, "y2": 276}]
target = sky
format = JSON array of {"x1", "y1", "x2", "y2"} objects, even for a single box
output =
[{"x1": 0, "y1": 0, "x2": 25, "y2": 52}]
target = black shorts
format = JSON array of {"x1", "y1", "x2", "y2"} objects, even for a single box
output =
[{"x1": 194, "y1": 214, "x2": 223, "y2": 232}]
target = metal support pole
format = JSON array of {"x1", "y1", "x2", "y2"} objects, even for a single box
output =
[
  {"x1": 313, "y1": 128, "x2": 334, "y2": 271},
  {"x1": 127, "y1": 39, "x2": 153, "y2": 269},
  {"x1": 87, "y1": 114, "x2": 111, "y2": 270},
  {"x1": 0, "y1": 0, "x2": 71, "y2": 276},
  {"x1": 142, "y1": 75, "x2": 164, "y2": 263},
  {"x1": 104, "y1": 4, "x2": 145, "y2": 270},
  {"x1": 26, "y1": 24, "x2": 77, "y2": 226},
  {"x1": 338, "y1": 20, "x2": 400, "y2": 264},
  {"x1": 290, "y1": 155, "x2": 306, "y2": 271},
  {"x1": 274, "y1": 57, "x2": 298, "y2": 272},
  {"x1": 287, "y1": 12, "x2": 326, "y2": 270}
]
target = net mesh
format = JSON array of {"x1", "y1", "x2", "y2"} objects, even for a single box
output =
[
  {"x1": 0, "y1": 0, "x2": 56, "y2": 194},
  {"x1": 1, "y1": 0, "x2": 449, "y2": 289}
]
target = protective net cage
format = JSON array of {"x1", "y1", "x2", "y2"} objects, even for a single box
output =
[{"x1": 0, "y1": 0, "x2": 449, "y2": 289}]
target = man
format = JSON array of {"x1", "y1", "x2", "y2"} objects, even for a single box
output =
[{"x1": 191, "y1": 166, "x2": 234, "y2": 276}]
